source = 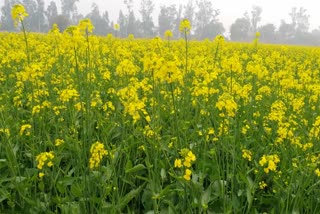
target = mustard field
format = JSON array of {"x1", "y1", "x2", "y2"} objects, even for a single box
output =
[{"x1": 1, "y1": 19, "x2": 320, "y2": 213}]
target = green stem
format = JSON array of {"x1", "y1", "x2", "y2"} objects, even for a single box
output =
[{"x1": 21, "y1": 20, "x2": 30, "y2": 65}]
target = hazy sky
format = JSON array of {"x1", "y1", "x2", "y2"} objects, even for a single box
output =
[{"x1": 1, "y1": 0, "x2": 319, "y2": 31}]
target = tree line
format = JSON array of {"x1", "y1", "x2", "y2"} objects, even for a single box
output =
[{"x1": 1, "y1": 0, "x2": 320, "y2": 45}]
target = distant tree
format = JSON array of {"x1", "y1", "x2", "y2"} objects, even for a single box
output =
[
  {"x1": 183, "y1": 0, "x2": 195, "y2": 26},
  {"x1": 201, "y1": 21, "x2": 225, "y2": 39},
  {"x1": 47, "y1": 1, "x2": 58, "y2": 29},
  {"x1": 158, "y1": 5, "x2": 176, "y2": 37},
  {"x1": 277, "y1": 20, "x2": 295, "y2": 43},
  {"x1": 86, "y1": 3, "x2": 106, "y2": 35},
  {"x1": 173, "y1": 4, "x2": 183, "y2": 38},
  {"x1": 250, "y1": 6, "x2": 262, "y2": 34},
  {"x1": 310, "y1": 28, "x2": 320, "y2": 45},
  {"x1": 127, "y1": 11, "x2": 140, "y2": 37},
  {"x1": 35, "y1": 0, "x2": 47, "y2": 32},
  {"x1": 102, "y1": 11, "x2": 112, "y2": 34},
  {"x1": 290, "y1": 7, "x2": 309, "y2": 33},
  {"x1": 22, "y1": 0, "x2": 39, "y2": 32},
  {"x1": 51, "y1": 15, "x2": 71, "y2": 32},
  {"x1": 124, "y1": 0, "x2": 140, "y2": 37},
  {"x1": 61, "y1": 0, "x2": 79, "y2": 24},
  {"x1": 117, "y1": 10, "x2": 126, "y2": 37},
  {"x1": 140, "y1": 0, "x2": 155, "y2": 37},
  {"x1": 230, "y1": 16, "x2": 251, "y2": 41},
  {"x1": 194, "y1": 0, "x2": 222, "y2": 39},
  {"x1": 1, "y1": 0, "x2": 19, "y2": 31},
  {"x1": 258, "y1": 23, "x2": 276, "y2": 43}
]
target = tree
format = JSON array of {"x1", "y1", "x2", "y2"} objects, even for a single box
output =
[
  {"x1": 194, "y1": 0, "x2": 221, "y2": 39},
  {"x1": 117, "y1": 10, "x2": 126, "y2": 37},
  {"x1": 124, "y1": 0, "x2": 140, "y2": 37},
  {"x1": 1, "y1": 0, "x2": 19, "y2": 31},
  {"x1": 278, "y1": 7, "x2": 310, "y2": 44},
  {"x1": 86, "y1": 3, "x2": 110, "y2": 35},
  {"x1": 47, "y1": 1, "x2": 58, "y2": 29},
  {"x1": 250, "y1": 6, "x2": 262, "y2": 34},
  {"x1": 230, "y1": 16, "x2": 251, "y2": 41},
  {"x1": 183, "y1": 0, "x2": 195, "y2": 26},
  {"x1": 61, "y1": 0, "x2": 79, "y2": 24},
  {"x1": 158, "y1": 5, "x2": 176, "y2": 37},
  {"x1": 127, "y1": 11, "x2": 140, "y2": 37},
  {"x1": 173, "y1": 4, "x2": 183, "y2": 38},
  {"x1": 35, "y1": 0, "x2": 47, "y2": 32},
  {"x1": 201, "y1": 21, "x2": 225, "y2": 39},
  {"x1": 22, "y1": 0, "x2": 39, "y2": 32},
  {"x1": 290, "y1": 7, "x2": 309, "y2": 33},
  {"x1": 140, "y1": 0, "x2": 155, "y2": 37},
  {"x1": 102, "y1": 11, "x2": 112, "y2": 35},
  {"x1": 50, "y1": 15, "x2": 71, "y2": 32},
  {"x1": 258, "y1": 23, "x2": 276, "y2": 43},
  {"x1": 277, "y1": 20, "x2": 295, "y2": 43}
]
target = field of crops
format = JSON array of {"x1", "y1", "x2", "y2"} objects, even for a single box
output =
[{"x1": 1, "y1": 16, "x2": 320, "y2": 213}]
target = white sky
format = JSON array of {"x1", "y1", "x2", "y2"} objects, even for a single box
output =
[{"x1": 1, "y1": 0, "x2": 319, "y2": 31}]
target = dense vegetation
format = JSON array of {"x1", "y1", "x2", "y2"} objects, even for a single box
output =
[{"x1": 1, "y1": 6, "x2": 320, "y2": 213}]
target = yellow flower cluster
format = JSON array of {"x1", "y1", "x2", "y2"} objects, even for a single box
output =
[
  {"x1": 309, "y1": 116, "x2": 320, "y2": 139},
  {"x1": 36, "y1": 151, "x2": 54, "y2": 170},
  {"x1": 259, "y1": 181, "x2": 267, "y2": 190},
  {"x1": 174, "y1": 149, "x2": 196, "y2": 181},
  {"x1": 36, "y1": 151, "x2": 54, "y2": 178},
  {"x1": 164, "y1": 30, "x2": 173, "y2": 39},
  {"x1": 79, "y1": 18, "x2": 94, "y2": 34},
  {"x1": 259, "y1": 154, "x2": 280, "y2": 173},
  {"x1": 59, "y1": 88, "x2": 80, "y2": 103},
  {"x1": 89, "y1": 141, "x2": 108, "y2": 169},
  {"x1": 11, "y1": 4, "x2": 28, "y2": 27},
  {"x1": 216, "y1": 93, "x2": 238, "y2": 117},
  {"x1": 55, "y1": 138, "x2": 64, "y2": 146},
  {"x1": 0, "y1": 128, "x2": 10, "y2": 137},
  {"x1": 179, "y1": 19, "x2": 191, "y2": 33},
  {"x1": 20, "y1": 124, "x2": 32, "y2": 136},
  {"x1": 242, "y1": 149, "x2": 252, "y2": 161}
]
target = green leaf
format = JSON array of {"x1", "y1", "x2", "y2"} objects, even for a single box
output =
[
  {"x1": 117, "y1": 183, "x2": 146, "y2": 210},
  {"x1": 201, "y1": 186, "x2": 212, "y2": 206},
  {"x1": 125, "y1": 164, "x2": 146, "y2": 174},
  {"x1": 125, "y1": 160, "x2": 133, "y2": 171},
  {"x1": 71, "y1": 183, "x2": 82, "y2": 198},
  {"x1": 0, "y1": 188, "x2": 9, "y2": 202}
]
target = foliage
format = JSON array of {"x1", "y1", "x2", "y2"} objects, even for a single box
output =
[{"x1": 1, "y1": 14, "x2": 320, "y2": 212}]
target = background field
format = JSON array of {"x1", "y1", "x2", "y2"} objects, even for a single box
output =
[{"x1": 0, "y1": 29, "x2": 320, "y2": 213}]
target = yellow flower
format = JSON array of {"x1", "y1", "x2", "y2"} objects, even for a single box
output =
[
  {"x1": 242, "y1": 149, "x2": 252, "y2": 161},
  {"x1": 79, "y1": 18, "x2": 94, "y2": 34},
  {"x1": 49, "y1": 23, "x2": 60, "y2": 35},
  {"x1": 20, "y1": 124, "x2": 32, "y2": 136},
  {"x1": 11, "y1": 4, "x2": 28, "y2": 27},
  {"x1": 89, "y1": 141, "x2": 108, "y2": 169},
  {"x1": 183, "y1": 159, "x2": 192, "y2": 168},
  {"x1": 259, "y1": 181, "x2": 267, "y2": 189},
  {"x1": 164, "y1": 30, "x2": 173, "y2": 39},
  {"x1": 174, "y1": 159, "x2": 182, "y2": 168},
  {"x1": 187, "y1": 151, "x2": 196, "y2": 161},
  {"x1": 36, "y1": 151, "x2": 54, "y2": 170},
  {"x1": 183, "y1": 169, "x2": 192, "y2": 181},
  {"x1": 114, "y1": 23, "x2": 120, "y2": 31},
  {"x1": 0, "y1": 128, "x2": 10, "y2": 137},
  {"x1": 315, "y1": 168, "x2": 320, "y2": 177},
  {"x1": 179, "y1": 19, "x2": 191, "y2": 33},
  {"x1": 55, "y1": 138, "x2": 64, "y2": 146},
  {"x1": 38, "y1": 172, "x2": 45, "y2": 178},
  {"x1": 259, "y1": 154, "x2": 280, "y2": 173}
]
